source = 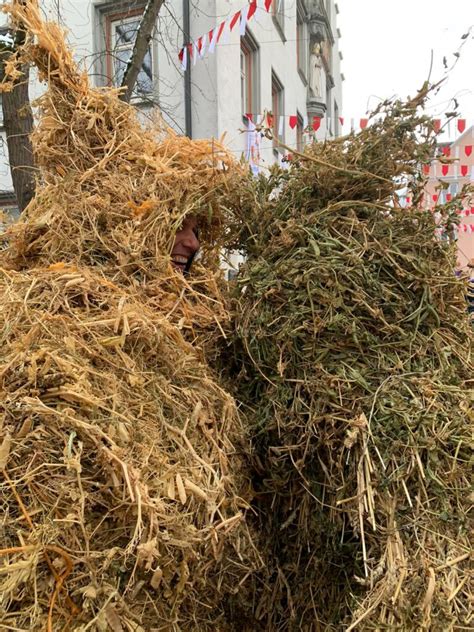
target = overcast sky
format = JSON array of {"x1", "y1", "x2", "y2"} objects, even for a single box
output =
[{"x1": 337, "y1": 0, "x2": 474, "y2": 139}]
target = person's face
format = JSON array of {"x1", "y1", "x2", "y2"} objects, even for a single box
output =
[{"x1": 171, "y1": 216, "x2": 200, "y2": 273}]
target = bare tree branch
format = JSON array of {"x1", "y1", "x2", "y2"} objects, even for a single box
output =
[{"x1": 120, "y1": 0, "x2": 165, "y2": 103}]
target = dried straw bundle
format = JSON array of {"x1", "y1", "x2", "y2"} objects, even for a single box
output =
[
  {"x1": 0, "y1": 1, "x2": 238, "y2": 283},
  {"x1": 0, "y1": 266, "x2": 257, "y2": 630},
  {"x1": 225, "y1": 95, "x2": 473, "y2": 630},
  {"x1": 0, "y1": 1, "x2": 259, "y2": 629}
]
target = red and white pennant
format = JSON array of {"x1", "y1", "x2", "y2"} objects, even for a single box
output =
[{"x1": 178, "y1": 0, "x2": 269, "y2": 70}]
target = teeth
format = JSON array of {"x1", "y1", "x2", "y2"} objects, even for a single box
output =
[{"x1": 172, "y1": 256, "x2": 188, "y2": 264}]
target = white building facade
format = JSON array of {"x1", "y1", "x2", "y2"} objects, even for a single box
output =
[{"x1": 0, "y1": 0, "x2": 344, "y2": 208}]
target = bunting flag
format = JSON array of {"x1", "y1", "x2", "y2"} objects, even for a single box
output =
[
  {"x1": 460, "y1": 165, "x2": 469, "y2": 177},
  {"x1": 248, "y1": 1, "x2": 258, "y2": 19},
  {"x1": 178, "y1": 46, "x2": 187, "y2": 71},
  {"x1": 230, "y1": 9, "x2": 241, "y2": 31},
  {"x1": 237, "y1": 113, "x2": 474, "y2": 137},
  {"x1": 458, "y1": 224, "x2": 474, "y2": 233}
]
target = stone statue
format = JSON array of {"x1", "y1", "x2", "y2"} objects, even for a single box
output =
[{"x1": 309, "y1": 43, "x2": 323, "y2": 99}]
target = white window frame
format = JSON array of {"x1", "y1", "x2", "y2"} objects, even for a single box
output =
[
  {"x1": 272, "y1": 70, "x2": 285, "y2": 150},
  {"x1": 296, "y1": 1, "x2": 307, "y2": 82},
  {"x1": 240, "y1": 31, "x2": 260, "y2": 119},
  {"x1": 94, "y1": 2, "x2": 157, "y2": 101},
  {"x1": 107, "y1": 13, "x2": 155, "y2": 96},
  {"x1": 272, "y1": 0, "x2": 285, "y2": 40}
]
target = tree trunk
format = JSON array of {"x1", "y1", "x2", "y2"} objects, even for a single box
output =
[
  {"x1": 119, "y1": 0, "x2": 164, "y2": 103},
  {"x1": 1, "y1": 58, "x2": 35, "y2": 213}
]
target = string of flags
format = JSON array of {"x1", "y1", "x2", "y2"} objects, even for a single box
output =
[
  {"x1": 458, "y1": 224, "x2": 474, "y2": 233},
  {"x1": 178, "y1": 0, "x2": 267, "y2": 70},
  {"x1": 242, "y1": 113, "x2": 474, "y2": 136},
  {"x1": 178, "y1": 1, "x2": 473, "y2": 141}
]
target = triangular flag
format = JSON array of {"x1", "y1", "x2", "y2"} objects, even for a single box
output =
[
  {"x1": 442, "y1": 146, "x2": 450, "y2": 157},
  {"x1": 230, "y1": 10, "x2": 241, "y2": 31},
  {"x1": 267, "y1": 112, "x2": 273, "y2": 127},
  {"x1": 465, "y1": 145, "x2": 472, "y2": 157},
  {"x1": 441, "y1": 164, "x2": 449, "y2": 176},
  {"x1": 423, "y1": 164, "x2": 430, "y2": 175},
  {"x1": 246, "y1": 113, "x2": 253, "y2": 123},
  {"x1": 240, "y1": 7, "x2": 248, "y2": 36},
  {"x1": 187, "y1": 43, "x2": 193, "y2": 59},
  {"x1": 199, "y1": 33, "x2": 208, "y2": 58},
  {"x1": 265, "y1": 0, "x2": 272, "y2": 11},
  {"x1": 457, "y1": 118, "x2": 466, "y2": 133},
  {"x1": 471, "y1": 207, "x2": 474, "y2": 215},
  {"x1": 359, "y1": 118, "x2": 368, "y2": 129},
  {"x1": 209, "y1": 26, "x2": 218, "y2": 53},
  {"x1": 339, "y1": 116, "x2": 344, "y2": 126},
  {"x1": 432, "y1": 194, "x2": 438, "y2": 202},
  {"x1": 222, "y1": 18, "x2": 231, "y2": 44},
  {"x1": 313, "y1": 116, "x2": 321, "y2": 131},
  {"x1": 461, "y1": 165, "x2": 468, "y2": 177},
  {"x1": 216, "y1": 20, "x2": 226, "y2": 43},
  {"x1": 289, "y1": 115, "x2": 297, "y2": 129},
  {"x1": 197, "y1": 36, "x2": 203, "y2": 55},
  {"x1": 248, "y1": 1, "x2": 257, "y2": 20},
  {"x1": 446, "y1": 193, "x2": 452, "y2": 202},
  {"x1": 433, "y1": 119, "x2": 441, "y2": 133},
  {"x1": 179, "y1": 46, "x2": 187, "y2": 71},
  {"x1": 406, "y1": 196, "x2": 411, "y2": 205}
]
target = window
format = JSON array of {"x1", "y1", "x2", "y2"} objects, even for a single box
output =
[
  {"x1": 272, "y1": 0, "x2": 285, "y2": 38},
  {"x1": 449, "y1": 182, "x2": 459, "y2": 197},
  {"x1": 106, "y1": 13, "x2": 154, "y2": 94},
  {"x1": 240, "y1": 32, "x2": 260, "y2": 118},
  {"x1": 296, "y1": 112, "x2": 304, "y2": 152},
  {"x1": 272, "y1": 71, "x2": 284, "y2": 149},
  {"x1": 296, "y1": 2, "x2": 307, "y2": 80},
  {"x1": 95, "y1": 3, "x2": 155, "y2": 98},
  {"x1": 326, "y1": 83, "x2": 332, "y2": 129},
  {"x1": 334, "y1": 101, "x2": 340, "y2": 136}
]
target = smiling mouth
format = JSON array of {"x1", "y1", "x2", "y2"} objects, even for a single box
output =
[{"x1": 171, "y1": 255, "x2": 188, "y2": 270}]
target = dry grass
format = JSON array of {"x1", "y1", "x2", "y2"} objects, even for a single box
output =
[{"x1": 0, "y1": 1, "x2": 260, "y2": 629}]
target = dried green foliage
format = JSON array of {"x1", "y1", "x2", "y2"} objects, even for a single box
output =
[{"x1": 224, "y1": 95, "x2": 473, "y2": 630}]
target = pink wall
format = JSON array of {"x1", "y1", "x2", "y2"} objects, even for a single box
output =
[{"x1": 424, "y1": 126, "x2": 474, "y2": 269}]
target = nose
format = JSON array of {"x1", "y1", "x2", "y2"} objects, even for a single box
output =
[{"x1": 182, "y1": 227, "x2": 200, "y2": 253}]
